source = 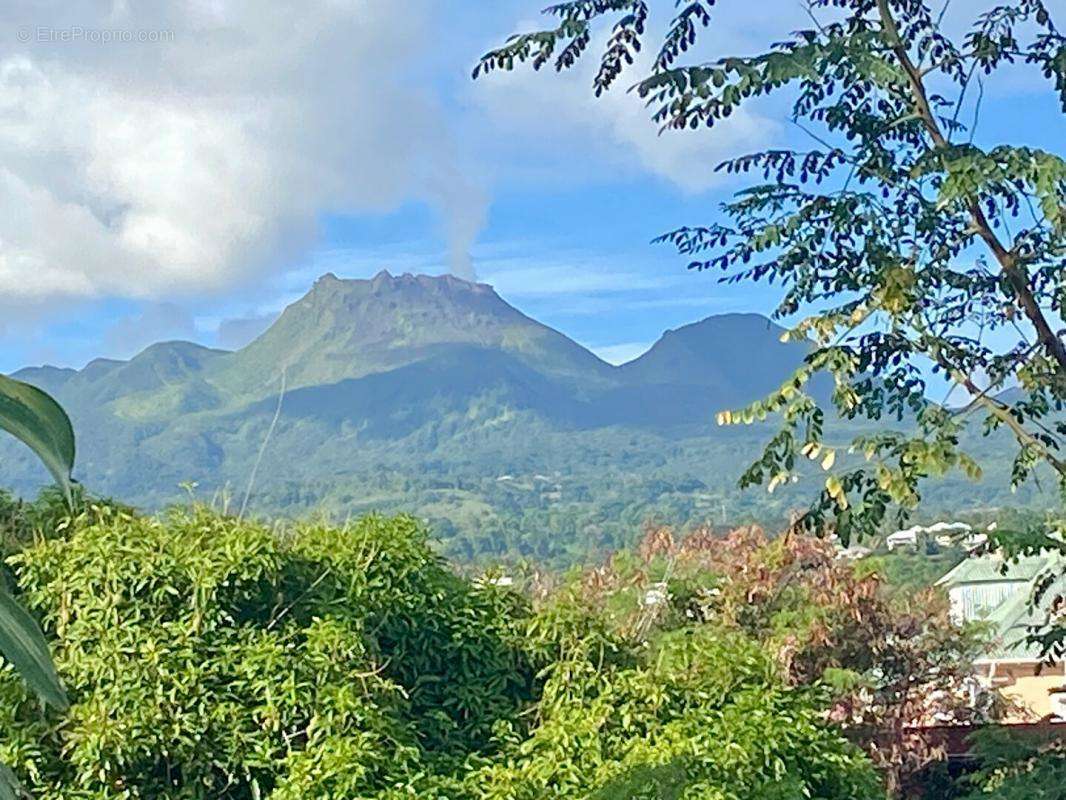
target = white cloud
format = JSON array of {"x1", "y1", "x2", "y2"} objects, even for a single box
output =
[
  {"x1": 102, "y1": 302, "x2": 196, "y2": 358},
  {"x1": 269, "y1": 241, "x2": 684, "y2": 301},
  {"x1": 0, "y1": 1, "x2": 487, "y2": 307},
  {"x1": 213, "y1": 311, "x2": 277, "y2": 350},
  {"x1": 470, "y1": 10, "x2": 783, "y2": 193},
  {"x1": 481, "y1": 260, "x2": 676, "y2": 298}
]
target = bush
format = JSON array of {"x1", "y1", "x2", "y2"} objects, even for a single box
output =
[
  {"x1": 1, "y1": 506, "x2": 532, "y2": 798},
  {"x1": 956, "y1": 727, "x2": 1066, "y2": 800},
  {"x1": 466, "y1": 628, "x2": 881, "y2": 799},
  {"x1": 1, "y1": 507, "x2": 882, "y2": 798}
]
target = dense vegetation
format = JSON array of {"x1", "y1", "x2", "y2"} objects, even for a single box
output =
[
  {"x1": 478, "y1": 0, "x2": 1066, "y2": 529},
  {"x1": 478, "y1": 0, "x2": 1066, "y2": 659},
  {"x1": 5, "y1": 414, "x2": 1051, "y2": 569},
  {"x1": 3, "y1": 1, "x2": 1064, "y2": 795},
  {"x1": 956, "y1": 726, "x2": 1066, "y2": 799},
  {"x1": 0, "y1": 499, "x2": 896, "y2": 799}
]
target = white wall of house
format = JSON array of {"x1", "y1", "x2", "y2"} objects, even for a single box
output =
[{"x1": 948, "y1": 581, "x2": 1025, "y2": 622}]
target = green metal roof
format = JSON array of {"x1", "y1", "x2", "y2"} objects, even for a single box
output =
[
  {"x1": 936, "y1": 552, "x2": 1064, "y2": 661},
  {"x1": 936, "y1": 555, "x2": 1051, "y2": 587},
  {"x1": 979, "y1": 570, "x2": 1066, "y2": 661}
]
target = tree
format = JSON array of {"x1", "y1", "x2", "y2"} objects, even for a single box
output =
[
  {"x1": 562, "y1": 524, "x2": 994, "y2": 794},
  {"x1": 957, "y1": 725, "x2": 1066, "y2": 798},
  {"x1": 475, "y1": 0, "x2": 1066, "y2": 655},
  {"x1": 2, "y1": 508, "x2": 537, "y2": 797}
]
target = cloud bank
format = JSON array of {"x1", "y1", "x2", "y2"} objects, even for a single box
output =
[{"x1": 0, "y1": 0, "x2": 487, "y2": 308}]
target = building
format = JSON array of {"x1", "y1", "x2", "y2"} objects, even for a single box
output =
[
  {"x1": 936, "y1": 553, "x2": 1066, "y2": 720},
  {"x1": 936, "y1": 554, "x2": 1050, "y2": 623},
  {"x1": 835, "y1": 544, "x2": 873, "y2": 561},
  {"x1": 885, "y1": 521, "x2": 982, "y2": 551}
]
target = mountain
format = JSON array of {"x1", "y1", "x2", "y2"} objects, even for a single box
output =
[
  {"x1": 2, "y1": 271, "x2": 1039, "y2": 564},
  {"x1": 623, "y1": 315, "x2": 794, "y2": 394},
  {"x1": 594, "y1": 314, "x2": 809, "y2": 427},
  {"x1": 216, "y1": 271, "x2": 616, "y2": 399}
]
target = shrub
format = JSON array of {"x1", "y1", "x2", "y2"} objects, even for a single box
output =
[
  {"x1": 1, "y1": 507, "x2": 882, "y2": 798},
  {"x1": 465, "y1": 628, "x2": 881, "y2": 800},
  {"x1": 1, "y1": 506, "x2": 533, "y2": 798}
]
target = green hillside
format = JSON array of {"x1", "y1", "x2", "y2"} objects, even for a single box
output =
[{"x1": 1, "y1": 272, "x2": 1049, "y2": 564}]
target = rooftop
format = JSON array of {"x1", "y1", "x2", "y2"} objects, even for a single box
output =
[
  {"x1": 978, "y1": 572, "x2": 1066, "y2": 661},
  {"x1": 936, "y1": 554, "x2": 1053, "y2": 587}
]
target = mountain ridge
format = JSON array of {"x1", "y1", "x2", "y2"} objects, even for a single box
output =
[
  {"x1": 211, "y1": 270, "x2": 618, "y2": 400},
  {"x1": 15, "y1": 273, "x2": 797, "y2": 400},
  {"x1": 4, "y1": 268, "x2": 808, "y2": 485},
  {"x1": 4, "y1": 270, "x2": 1034, "y2": 563}
]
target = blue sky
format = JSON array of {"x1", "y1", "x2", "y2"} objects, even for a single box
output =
[{"x1": 1, "y1": 0, "x2": 1062, "y2": 374}]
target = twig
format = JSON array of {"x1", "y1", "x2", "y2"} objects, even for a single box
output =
[
  {"x1": 266, "y1": 568, "x2": 331, "y2": 631},
  {"x1": 876, "y1": 0, "x2": 1066, "y2": 379},
  {"x1": 239, "y1": 368, "x2": 287, "y2": 520}
]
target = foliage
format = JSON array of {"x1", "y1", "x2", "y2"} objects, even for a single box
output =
[
  {"x1": 548, "y1": 523, "x2": 994, "y2": 794},
  {"x1": 1, "y1": 506, "x2": 533, "y2": 797},
  {"x1": 463, "y1": 628, "x2": 881, "y2": 799},
  {"x1": 0, "y1": 506, "x2": 885, "y2": 798},
  {"x1": 3, "y1": 292, "x2": 1054, "y2": 571},
  {"x1": 865, "y1": 546, "x2": 965, "y2": 596},
  {"x1": 476, "y1": 0, "x2": 1066, "y2": 654},
  {"x1": 5, "y1": 416, "x2": 1045, "y2": 571},
  {"x1": 0, "y1": 375, "x2": 74, "y2": 506},
  {"x1": 0, "y1": 376, "x2": 77, "y2": 800},
  {"x1": 0, "y1": 487, "x2": 127, "y2": 562},
  {"x1": 957, "y1": 725, "x2": 1066, "y2": 798}
]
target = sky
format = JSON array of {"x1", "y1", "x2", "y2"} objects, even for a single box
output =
[{"x1": 0, "y1": 0, "x2": 1063, "y2": 373}]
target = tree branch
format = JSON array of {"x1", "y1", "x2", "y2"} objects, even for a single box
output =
[
  {"x1": 876, "y1": 0, "x2": 1066, "y2": 381},
  {"x1": 933, "y1": 351, "x2": 1066, "y2": 479}
]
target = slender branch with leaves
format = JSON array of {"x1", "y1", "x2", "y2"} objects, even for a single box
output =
[{"x1": 476, "y1": 0, "x2": 1066, "y2": 656}]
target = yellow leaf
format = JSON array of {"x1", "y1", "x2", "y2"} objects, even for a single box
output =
[{"x1": 825, "y1": 475, "x2": 842, "y2": 496}]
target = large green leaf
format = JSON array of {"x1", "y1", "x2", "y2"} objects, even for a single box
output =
[
  {"x1": 0, "y1": 761, "x2": 22, "y2": 800},
  {"x1": 0, "y1": 374, "x2": 75, "y2": 504},
  {"x1": 0, "y1": 586, "x2": 68, "y2": 711}
]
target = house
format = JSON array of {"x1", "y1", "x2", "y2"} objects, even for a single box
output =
[
  {"x1": 936, "y1": 553, "x2": 1049, "y2": 623},
  {"x1": 936, "y1": 552, "x2": 1066, "y2": 720},
  {"x1": 835, "y1": 544, "x2": 872, "y2": 561},
  {"x1": 886, "y1": 521, "x2": 976, "y2": 551},
  {"x1": 886, "y1": 526, "x2": 921, "y2": 550}
]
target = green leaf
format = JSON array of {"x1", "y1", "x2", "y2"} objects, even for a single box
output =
[
  {"x1": 0, "y1": 585, "x2": 68, "y2": 711},
  {"x1": 0, "y1": 374, "x2": 75, "y2": 505},
  {"x1": 0, "y1": 762, "x2": 22, "y2": 800}
]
